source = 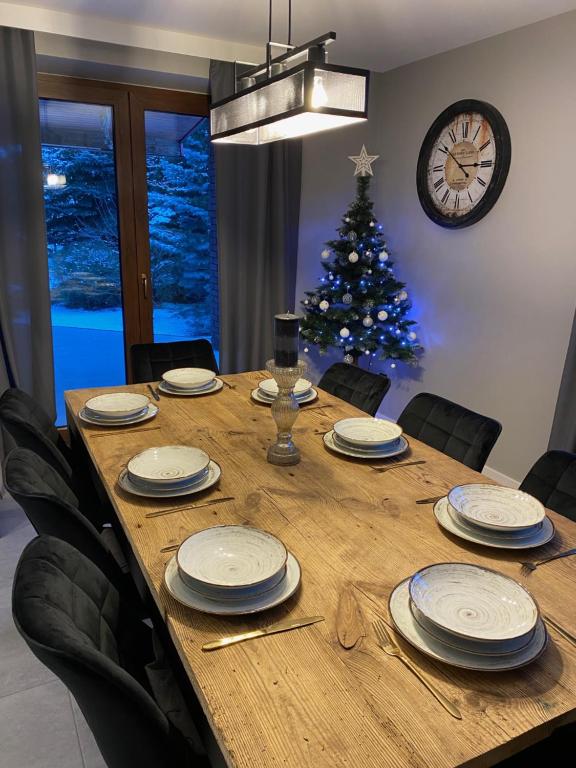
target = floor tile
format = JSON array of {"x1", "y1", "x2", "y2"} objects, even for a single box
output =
[
  {"x1": 69, "y1": 693, "x2": 107, "y2": 768},
  {"x1": 0, "y1": 681, "x2": 83, "y2": 768}
]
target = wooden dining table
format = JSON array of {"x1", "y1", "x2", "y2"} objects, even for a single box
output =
[{"x1": 65, "y1": 370, "x2": 576, "y2": 768}]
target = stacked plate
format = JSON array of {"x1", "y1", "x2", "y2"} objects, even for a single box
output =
[
  {"x1": 159, "y1": 368, "x2": 223, "y2": 396},
  {"x1": 433, "y1": 484, "x2": 555, "y2": 549},
  {"x1": 80, "y1": 392, "x2": 157, "y2": 426},
  {"x1": 389, "y1": 562, "x2": 548, "y2": 671},
  {"x1": 323, "y1": 417, "x2": 408, "y2": 459},
  {"x1": 164, "y1": 525, "x2": 301, "y2": 615},
  {"x1": 251, "y1": 377, "x2": 317, "y2": 405},
  {"x1": 118, "y1": 445, "x2": 221, "y2": 498}
]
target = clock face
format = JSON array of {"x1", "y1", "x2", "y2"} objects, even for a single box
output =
[{"x1": 417, "y1": 100, "x2": 511, "y2": 229}]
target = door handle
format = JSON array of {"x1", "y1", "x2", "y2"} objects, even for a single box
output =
[{"x1": 141, "y1": 273, "x2": 148, "y2": 300}]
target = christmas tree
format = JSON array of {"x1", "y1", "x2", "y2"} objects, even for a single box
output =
[{"x1": 300, "y1": 146, "x2": 422, "y2": 368}]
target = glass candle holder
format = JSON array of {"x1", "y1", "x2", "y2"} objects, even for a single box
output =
[{"x1": 265, "y1": 358, "x2": 307, "y2": 465}]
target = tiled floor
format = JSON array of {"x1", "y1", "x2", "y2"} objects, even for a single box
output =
[{"x1": 0, "y1": 494, "x2": 106, "y2": 768}]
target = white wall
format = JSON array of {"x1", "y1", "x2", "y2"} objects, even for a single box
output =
[{"x1": 296, "y1": 11, "x2": 576, "y2": 483}]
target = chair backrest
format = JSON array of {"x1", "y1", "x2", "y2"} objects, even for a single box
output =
[
  {"x1": 0, "y1": 387, "x2": 73, "y2": 482},
  {"x1": 520, "y1": 451, "x2": 576, "y2": 521},
  {"x1": 3, "y1": 448, "x2": 122, "y2": 585},
  {"x1": 397, "y1": 392, "x2": 502, "y2": 472},
  {"x1": 12, "y1": 536, "x2": 207, "y2": 768},
  {"x1": 317, "y1": 363, "x2": 391, "y2": 417},
  {"x1": 130, "y1": 340, "x2": 219, "y2": 384}
]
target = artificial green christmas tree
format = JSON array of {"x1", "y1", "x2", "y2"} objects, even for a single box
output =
[{"x1": 300, "y1": 146, "x2": 422, "y2": 368}]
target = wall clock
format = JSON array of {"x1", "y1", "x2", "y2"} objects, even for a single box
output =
[{"x1": 416, "y1": 99, "x2": 511, "y2": 229}]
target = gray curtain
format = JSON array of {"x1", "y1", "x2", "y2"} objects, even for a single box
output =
[
  {"x1": 210, "y1": 60, "x2": 302, "y2": 374},
  {"x1": 0, "y1": 27, "x2": 55, "y2": 417},
  {"x1": 549, "y1": 307, "x2": 576, "y2": 451}
]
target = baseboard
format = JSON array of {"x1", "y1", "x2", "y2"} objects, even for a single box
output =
[{"x1": 483, "y1": 465, "x2": 519, "y2": 489}]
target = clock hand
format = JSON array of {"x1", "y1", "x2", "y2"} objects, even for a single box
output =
[{"x1": 442, "y1": 145, "x2": 469, "y2": 178}]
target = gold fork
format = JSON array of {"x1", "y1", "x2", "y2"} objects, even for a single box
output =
[{"x1": 373, "y1": 619, "x2": 462, "y2": 720}]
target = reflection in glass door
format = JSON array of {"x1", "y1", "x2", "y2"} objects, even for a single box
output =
[
  {"x1": 40, "y1": 99, "x2": 126, "y2": 423},
  {"x1": 143, "y1": 112, "x2": 218, "y2": 355}
]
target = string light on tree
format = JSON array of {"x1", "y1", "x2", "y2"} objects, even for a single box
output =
[{"x1": 300, "y1": 146, "x2": 423, "y2": 368}]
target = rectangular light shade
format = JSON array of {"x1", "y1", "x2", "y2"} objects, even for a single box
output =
[{"x1": 211, "y1": 63, "x2": 369, "y2": 145}]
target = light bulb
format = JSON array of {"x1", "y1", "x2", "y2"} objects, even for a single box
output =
[{"x1": 312, "y1": 76, "x2": 328, "y2": 108}]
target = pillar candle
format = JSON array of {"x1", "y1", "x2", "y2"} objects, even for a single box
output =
[{"x1": 274, "y1": 313, "x2": 300, "y2": 367}]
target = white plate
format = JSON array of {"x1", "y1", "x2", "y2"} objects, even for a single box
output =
[
  {"x1": 333, "y1": 417, "x2": 403, "y2": 447},
  {"x1": 256, "y1": 387, "x2": 313, "y2": 402},
  {"x1": 251, "y1": 388, "x2": 318, "y2": 405},
  {"x1": 389, "y1": 578, "x2": 548, "y2": 671},
  {"x1": 323, "y1": 430, "x2": 409, "y2": 460},
  {"x1": 448, "y1": 484, "x2": 545, "y2": 532},
  {"x1": 165, "y1": 552, "x2": 301, "y2": 615},
  {"x1": 162, "y1": 367, "x2": 216, "y2": 389},
  {"x1": 409, "y1": 562, "x2": 539, "y2": 642},
  {"x1": 332, "y1": 433, "x2": 402, "y2": 454},
  {"x1": 118, "y1": 460, "x2": 221, "y2": 498},
  {"x1": 177, "y1": 525, "x2": 287, "y2": 590},
  {"x1": 85, "y1": 392, "x2": 150, "y2": 418},
  {"x1": 434, "y1": 497, "x2": 555, "y2": 550},
  {"x1": 259, "y1": 377, "x2": 312, "y2": 396},
  {"x1": 179, "y1": 565, "x2": 288, "y2": 602},
  {"x1": 127, "y1": 445, "x2": 210, "y2": 485},
  {"x1": 79, "y1": 403, "x2": 158, "y2": 427},
  {"x1": 159, "y1": 379, "x2": 223, "y2": 396}
]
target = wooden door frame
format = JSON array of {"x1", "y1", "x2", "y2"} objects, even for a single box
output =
[{"x1": 37, "y1": 74, "x2": 209, "y2": 381}]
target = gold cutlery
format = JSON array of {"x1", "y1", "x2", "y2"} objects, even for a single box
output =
[
  {"x1": 147, "y1": 496, "x2": 235, "y2": 519},
  {"x1": 373, "y1": 619, "x2": 462, "y2": 720},
  {"x1": 416, "y1": 495, "x2": 445, "y2": 505},
  {"x1": 302, "y1": 404, "x2": 333, "y2": 411},
  {"x1": 520, "y1": 547, "x2": 576, "y2": 576},
  {"x1": 370, "y1": 460, "x2": 426, "y2": 473},
  {"x1": 544, "y1": 614, "x2": 576, "y2": 646},
  {"x1": 221, "y1": 379, "x2": 236, "y2": 390},
  {"x1": 202, "y1": 615, "x2": 325, "y2": 651},
  {"x1": 147, "y1": 384, "x2": 160, "y2": 401}
]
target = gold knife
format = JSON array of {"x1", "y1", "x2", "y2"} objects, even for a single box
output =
[{"x1": 202, "y1": 615, "x2": 324, "y2": 651}]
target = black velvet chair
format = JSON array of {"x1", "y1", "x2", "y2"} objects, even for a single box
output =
[
  {"x1": 3, "y1": 448, "x2": 128, "y2": 590},
  {"x1": 130, "y1": 339, "x2": 219, "y2": 384},
  {"x1": 397, "y1": 392, "x2": 502, "y2": 472},
  {"x1": 519, "y1": 450, "x2": 576, "y2": 521},
  {"x1": 317, "y1": 363, "x2": 391, "y2": 416},
  {"x1": 12, "y1": 536, "x2": 210, "y2": 768},
  {"x1": 0, "y1": 387, "x2": 74, "y2": 483}
]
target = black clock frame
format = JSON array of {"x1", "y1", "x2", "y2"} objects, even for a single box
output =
[{"x1": 416, "y1": 99, "x2": 511, "y2": 229}]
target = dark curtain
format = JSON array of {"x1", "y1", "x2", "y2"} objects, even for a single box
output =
[
  {"x1": 549, "y1": 307, "x2": 576, "y2": 451},
  {"x1": 0, "y1": 27, "x2": 55, "y2": 417},
  {"x1": 210, "y1": 60, "x2": 302, "y2": 374}
]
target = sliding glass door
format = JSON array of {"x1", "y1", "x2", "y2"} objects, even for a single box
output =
[{"x1": 37, "y1": 77, "x2": 215, "y2": 423}]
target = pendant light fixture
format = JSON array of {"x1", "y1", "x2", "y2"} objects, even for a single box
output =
[{"x1": 210, "y1": 1, "x2": 369, "y2": 145}]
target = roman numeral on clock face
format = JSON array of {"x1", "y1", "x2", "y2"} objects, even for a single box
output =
[
  {"x1": 454, "y1": 194, "x2": 460, "y2": 209},
  {"x1": 441, "y1": 188, "x2": 450, "y2": 204},
  {"x1": 433, "y1": 177, "x2": 444, "y2": 190},
  {"x1": 448, "y1": 128, "x2": 457, "y2": 144},
  {"x1": 480, "y1": 159, "x2": 493, "y2": 168},
  {"x1": 432, "y1": 165, "x2": 444, "y2": 172},
  {"x1": 478, "y1": 139, "x2": 491, "y2": 152},
  {"x1": 462, "y1": 122, "x2": 469, "y2": 139},
  {"x1": 477, "y1": 176, "x2": 487, "y2": 187}
]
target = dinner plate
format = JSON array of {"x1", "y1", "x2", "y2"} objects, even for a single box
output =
[
  {"x1": 177, "y1": 525, "x2": 287, "y2": 591},
  {"x1": 131, "y1": 468, "x2": 210, "y2": 492},
  {"x1": 434, "y1": 497, "x2": 555, "y2": 550},
  {"x1": 258, "y1": 377, "x2": 312, "y2": 396},
  {"x1": 323, "y1": 430, "x2": 408, "y2": 460},
  {"x1": 85, "y1": 392, "x2": 150, "y2": 418},
  {"x1": 409, "y1": 562, "x2": 539, "y2": 642},
  {"x1": 165, "y1": 551, "x2": 301, "y2": 615},
  {"x1": 389, "y1": 578, "x2": 548, "y2": 671},
  {"x1": 333, "y1": 417, "x2": 403, "y2": 447},
  {"x1": 162, "y1": 367, "x2": 216, "y2": 389},
  {"x1": 251, "y1": 388, "x2": 318, "y2": 405},
  {"x1": 127, "y1": 445, "x2": 210, "y2": 485},
  {"x1": 118, "y1": 460, "x2": 221, "y2": 498},
  {"x1": 159, "y1": 379, "x2": 223, "y2": 396},
  {"x1": 79, "y1": 403, "x2": 158, "y2": 427},
  {"x1": 448, "y1": 484, "x2": 545, "y2": 532},
  {"x1": 332, "y1": 433, "x2": 402, "y2": 454},
  {"x1": 179, "y1": 566, "x2": 288, "y2": 602}
]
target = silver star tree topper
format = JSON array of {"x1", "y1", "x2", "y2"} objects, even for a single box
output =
[{"x1": 348, "y1": 145, "x2": 379, "y2": 176}]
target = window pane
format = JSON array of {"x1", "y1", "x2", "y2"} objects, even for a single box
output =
[
  {"x1": 40, "y1": 99, "x2": 126, "y2": 425},
  {"x1": 144, "y1": 113, "x2": 218, "y2": 354}
]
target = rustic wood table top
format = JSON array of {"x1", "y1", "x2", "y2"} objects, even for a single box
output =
[{"x1": 65, "y1": 371, "x2": 576, "y2": 768}]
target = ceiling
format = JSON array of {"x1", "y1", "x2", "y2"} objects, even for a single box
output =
[{"x1": 7, "y1": 0, "x2": 576, "y2": 71}]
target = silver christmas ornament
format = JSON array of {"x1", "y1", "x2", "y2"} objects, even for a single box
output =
[
  {"x1": 321, "y1": 248, "x2": 331, "y2": 260},
  {"x1": 343, "y1": 353, "x2": 354, "y2": 364},
  {"x1": 319, "y1": 299, "x2": 329, "y2": 311},
  {"x1": 348, "y1": 231, "x2": 357, "y2": 241},
  {"x1": 339, "y1": 327, "x2": 350, "y2": 338},
  {"x1": 348, "y1": 251, "x2": 359, "y2": 263},
  {"x1": 378, "y1": 310, "x2": 388, "y2": 321},
  {"x1": 399, "y1": 290, "x2": 408, "y2": 301},
  {"x1": 363, "y1": 316, "x2": 374, "y2": 328},
  {"x1": 342, "y1": 293, "x2": 353, "y2": 304},
  {"x1": 369, "y1": 221, "x2": 375, "y2": 227},
  {"x1": 408, "y1": 331, "x2": 417, "y2": 341},
  {"x1": 379, "y1": 250, "x2": 389, "y2": 262},
  {"x1": 303, "y1": 347, "x2": 309, "y2": 353}
]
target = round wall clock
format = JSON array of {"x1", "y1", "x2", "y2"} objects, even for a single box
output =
[{"x1": 416, "y1": 99, "x2": 511, "y2": 229}]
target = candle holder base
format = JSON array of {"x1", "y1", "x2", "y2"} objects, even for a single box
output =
[{"x1": 265, "y1": 359, "x2": 307, "y2": 467}]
